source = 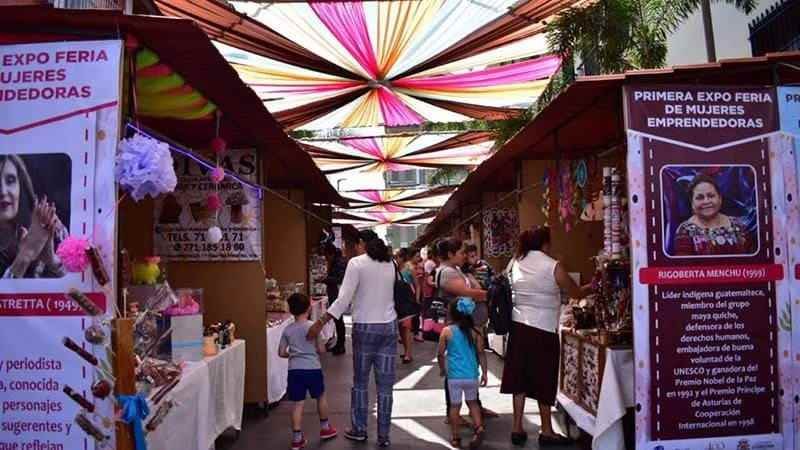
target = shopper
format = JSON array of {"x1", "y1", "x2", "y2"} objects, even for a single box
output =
[
  {"x1": 436, "y1": 237, "x2": 487, "y2": 426},
  {"x1": 308, "y1": 230, "x2": 397, "y2": 447},
  {"x1": 320, "y1": 243, "x2": 347, "y2": 355},
  {"x1": 394, "y1": 247, "x2": 417, "y2": 363},
  {"x1": 410, "y1": 252, "x2": 426, "y2": 342},
  {"x1": 501, "y1": 227, "x2": 583, "y2": 447},
  {"x1": 437, "y1": 298, "x2": 487, "y2": 449},
  {"x1": 463, "y1": 243, "x2": 493, "y2": 289},
  {"x1": 279, "y1": 293, "x2": 338, "y2": 450}
]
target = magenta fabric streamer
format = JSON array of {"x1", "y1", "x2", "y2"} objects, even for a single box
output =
[
  {"x1": 310, "y1": 1, "x2": 379, "y2": 79},
  {"x1": 346, "y1": 137, "x2": 384, "y2": 159},
  {"x1": 248, "y1": 81, "x2": 363, "y2": 93},
  {"x1": 376, "y1": 86, "x2": 423, "y2": 126},
  {"x1": 393, "y1": 55, "x2": 561, "y2": 89}
]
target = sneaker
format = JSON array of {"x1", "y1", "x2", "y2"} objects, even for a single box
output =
[
  {"x1": 344, "y1": 429, "x2": 368, "y2": 442},
  {"x1": 290, "y1": 438, "x2": 307, "y2": 450},
  {"x1": 377, "y1": 437, "x2": 391, "y2": 447},
  {"x1": 320, "y1": 426, "x2": 338, "y2": 440}
]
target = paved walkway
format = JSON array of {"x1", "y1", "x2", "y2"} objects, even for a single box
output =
[{"x1": 217, "y1": 320, "x2": 579, "y2": 450}]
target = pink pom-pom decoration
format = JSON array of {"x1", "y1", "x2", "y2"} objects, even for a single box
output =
[
  {"x1": 209, "y1": 167, "x2": 225, "y2": 184},
  {"x1": 210, "y1": 137, "x2": 227, "y2": 156},
  {"x1": 56, "y1": 236, "x2": 91, "y2": 273},
  {"x1": 207, "y1": 193, "x2": 222, "y2": 212}
]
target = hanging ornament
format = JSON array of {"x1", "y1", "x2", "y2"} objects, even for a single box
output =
[
  {"x1": 56, "y1": 236, "x2": 91, "y2": 273},
  {"x1": 210, "y1": 137, "x2": 227, "y2": 156},
  {"x1": 91, "y1": 379, "x2": 112, "y2": 399},
  {"x1": 116, "y1": 133, "x2": 177, "y2": 201},
  {"x1": 84, "y1": 324, "x2": 107, "y2": 345},
  {"x1": 541, "y1": 169, "x2": 552, "y2": 225},
  {"x1": 209, "y1": 166, "x2": 225, "y2": 184},
  {"x1": 207, "y1": 226, "x2": 223, "y2": 244},
  {"x1": 207, "y1": 193, "x2": 222, "y2": 212}
]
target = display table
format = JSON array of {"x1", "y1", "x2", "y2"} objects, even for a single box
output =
[
  {"x1": 557, "y1": 346, "x2": 634, "y2": 450},
  {"x1": 147, "y1": 339, "x2": 246, "y2": 450}
]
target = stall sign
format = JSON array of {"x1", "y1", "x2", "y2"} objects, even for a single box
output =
[
  {"x1": 154, "y1": 149, "x2": 262, "y2": 261},
  {"x1": 625, "y1": 85, "x2": 792, "y2": 450},
  {"x1": 778, "y1": 86, "x2": 800, "y2": 450},
  {"x1": 0, "y1": 40, "x2": 122, "y2": 450}
]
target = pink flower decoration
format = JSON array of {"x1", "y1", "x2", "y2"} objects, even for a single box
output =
[
  {"x1": 210, "y1": 137, "x2": 227, "y2": 156},
  {"x1": 207, "y1": 192, "x2": 222, "y2": 211},
  {"x1": 56, "y1": 236, "x2": 91, "y2": 273},
  {"x1": 209, "y1": 166, "x2": 225, "y2": 184}
]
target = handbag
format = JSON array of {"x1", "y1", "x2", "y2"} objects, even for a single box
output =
[{"x1": 394, "y1": 262, "x2": 421, "y2": 322}]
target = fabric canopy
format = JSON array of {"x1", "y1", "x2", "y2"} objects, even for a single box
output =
[
  {"x1": 342, "y1": 185, "x2": 456, "y2": 211},
  {"x1": 334, "y1": 209, "x2": 436, "y2": 227},
  {"x1": 302, "y1": 131, "x2": 494, "y2": 174},
  {"x1": 170, "y1": 0, "x2": 576, "y2": 130}
]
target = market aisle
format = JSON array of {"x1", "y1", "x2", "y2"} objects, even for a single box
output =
[{"x1": 217, "y1": 319, "x2": 578, "y2": 450}]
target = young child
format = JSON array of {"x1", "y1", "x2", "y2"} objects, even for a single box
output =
[
  {"x1": 279, "y1": 293, "x2": 338, "y2": 449},
  {"x1": 437, "y1": 298, "x2": 488, "y2": 449}
]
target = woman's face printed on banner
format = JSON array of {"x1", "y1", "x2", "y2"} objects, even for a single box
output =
[
  {"x1": 0, "y1": 159, "x2": 20, "y2": 223},
  {"x1": 690, "y1": 181, "x2": 722, "y2": 222}
]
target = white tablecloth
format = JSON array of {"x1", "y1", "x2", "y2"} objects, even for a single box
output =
[
  {"x1": 267, "y1": 319, "x2": 291, "y2": 404},
  {"x1": 147, "y1": 339, "x2": 246, "y2": 450},
  {"x1": 557, "y1": 348, "x2": 634, "y2": 450}
]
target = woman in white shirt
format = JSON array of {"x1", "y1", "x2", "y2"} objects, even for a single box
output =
[
  {"x1": 500, "y1": 227, "x2": 583, "y2": 447},
  {"x1": 308, "y1": 230, "x2": 396, "y2": 447}
]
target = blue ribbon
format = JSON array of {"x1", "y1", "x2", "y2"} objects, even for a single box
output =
[
  {"x1": 117, "y1": 394, "x2": 150, "y2": 450},
  {"x1": 456, "y1": 298, "x2": 475, "y2": 316},
  {"x1": 574, "y1": 160, "x2": 587, "y2": 188}
]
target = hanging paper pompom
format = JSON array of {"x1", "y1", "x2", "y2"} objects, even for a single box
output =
[
  {"x1": 210, "y1": 137, "x2": 227, "y2": 156},
  {"x1": 116, "y1": 133, "x2": 178, "y2": 201},
  {"x1": 125, "y1": 34, "x2": 139, "y2": 50},
  {"x1": 209, "y1": 167, "x2": 225, "y2": 184},
  {"x1": 207, "y1": 226, "x2": 222, "y2": 244},
  {"x1": 207, "y1": 193, "x2": 222, "y2": 211},
  {"x1": 56, "y1": 236, "x2": 91, "y2": 273}
]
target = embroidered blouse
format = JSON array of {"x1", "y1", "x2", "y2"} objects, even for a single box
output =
[{"x1": 673, "y1": 216, "x2": 753, "y2": 256}]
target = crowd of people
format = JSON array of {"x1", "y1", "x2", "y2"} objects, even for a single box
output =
[{"x1": 281, "y1": 227, "x2": 583, "y2": 449}]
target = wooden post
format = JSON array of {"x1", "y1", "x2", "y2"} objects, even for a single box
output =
[{"x1": 113, "y1": 318, "x2": 136, "y2": 450}]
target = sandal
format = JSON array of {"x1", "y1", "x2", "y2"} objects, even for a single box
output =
[
  {"x1": 450, "y1": 436, "x2": 462, "y2": 448},
  {"x1": 469, "y1": 426, "x2": 485, "y2": 450},
  {"x1": 538, "y1": 433, "x2": 572, "y2": 446},
  {"x1": 402, "y1": 356, "x2": 413, "y2": 364},
  {"x1": 510, "y1": 432, "x2": 528, "y2": 447}
]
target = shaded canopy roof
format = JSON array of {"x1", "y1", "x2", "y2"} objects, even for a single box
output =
[
  {"x1": 157, "y1": 0, "x2": 578, "y2": 130},
  {"x1": 415, "y1": 51, "x2": 800, "y2": 246},
  {"x1": 342, "y1": 186, "x2": 456, "y2": 211},
  {"x1": 0, "y1": 6, "x2": 343, "y2": 205}
]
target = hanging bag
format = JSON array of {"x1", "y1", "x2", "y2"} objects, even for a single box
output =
[
  {"x1": 394, "y1": 262, "x2": 421, "y2": 322},
  {"x1": 487, "y1": 260, "x2": 514, "y2": 335}
]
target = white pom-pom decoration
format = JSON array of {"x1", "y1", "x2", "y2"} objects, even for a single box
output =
[{"x1": 207, "y1": 226, "x2": 223, "y2": 244}]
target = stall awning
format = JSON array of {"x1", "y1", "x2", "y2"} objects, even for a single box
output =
[
  {"x1": 415, "y1": 51, "x2": 800, "y2": 246},
  {"x1": 0, "y1": 6, "x2": 344, "y2": 205}
]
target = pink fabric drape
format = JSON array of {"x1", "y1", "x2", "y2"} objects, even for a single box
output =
[
  {"x1": 249, "y1": 81, "x2": 363, "y2": 93},
  {"x1": 310, "y1": 1, "x2": 379, "y2": 79},
  {"x1": 346, "y1": 137, "x2": 384, "y2": 159},
  {"x1": 393, "y1": 55, "x2": 561, "y2": 89},
  {"x1": 376, "y1": 86, "x2": 424, "y2": 126}
]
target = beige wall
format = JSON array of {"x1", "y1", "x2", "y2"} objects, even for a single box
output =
[
  {"x1": 120, "y1": 197, "x2": 268, "y2": 403},
  {"x1": 262, "y1": 189, "x2": 308, "y2": 290}
]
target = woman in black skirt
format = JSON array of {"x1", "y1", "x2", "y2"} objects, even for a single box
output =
[{"x1": 500, "y1": 228, "x2": 585, "y2": 447}]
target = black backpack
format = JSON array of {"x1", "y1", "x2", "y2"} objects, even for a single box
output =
[
  {"x1": 487, "y1": 273, "x2": 512, "y2": 335},
  {"x1": 393, "y1": 262, "x2": 421, "y2": 322}
]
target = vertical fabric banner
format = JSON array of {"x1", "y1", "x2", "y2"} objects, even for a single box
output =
[
  {"x1": 778, "y1": 86, "x2": 800, "y2": 450},
  {"x1": 626, "y1": 85, "x2": 792, "y2": 450},
  {"x1": 0, "y1": 40, "x2": 122, "y2": 450}
]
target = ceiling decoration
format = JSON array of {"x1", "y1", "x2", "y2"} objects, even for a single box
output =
[
  {"x1": 341, "y1": 185, "x2": 456, "y2": 211},
  {"x1": 333, "y1": 209, "x2": 437, "y2": 228},
  {"x1": 302, "y1": 131, "x2": 494, "y2": 174},
  {"x1": 200, "y1": 0, "x2": 575, "y2": 130}
]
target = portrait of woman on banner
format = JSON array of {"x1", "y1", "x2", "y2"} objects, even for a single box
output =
[
  {"x1": 662, "y1": 166, "x2": 757, "y2": 257},
  {"x1": 0, "y1": 154, "x2": 69, "y2": 278}
]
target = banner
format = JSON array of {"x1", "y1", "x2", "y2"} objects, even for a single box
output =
[
  {"x1": 0, "y1": 40, "x2": 122, "y2": 450},
  {"x1": 626, "y1": 85, "x2": 792, "y2": 450},
  {"x1": 154, "y1": 149, "x2": 262, "y2": 261},
  {"x1": 778, "y1": 86, "x2": 800, "y2": 450}
]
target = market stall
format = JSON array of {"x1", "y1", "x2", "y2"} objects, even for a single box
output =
[{"x1": 415, "y1": 53, "x2": 800, "y2": 450}]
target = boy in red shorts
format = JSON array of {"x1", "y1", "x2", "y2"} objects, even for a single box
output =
[{"x1": 279, "y1": 293, "x2": 338, "y2": 449}]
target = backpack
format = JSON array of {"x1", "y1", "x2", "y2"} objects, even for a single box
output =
[
  {"x1": 422, "y1": 269, "x2": 448, "y2": 341},
  {"x1": 487, "y1": 272, "x2": 513, "y2": 335},
  {"x1": 393, "y1": 262, "x2": 421, "y2": 322}
]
